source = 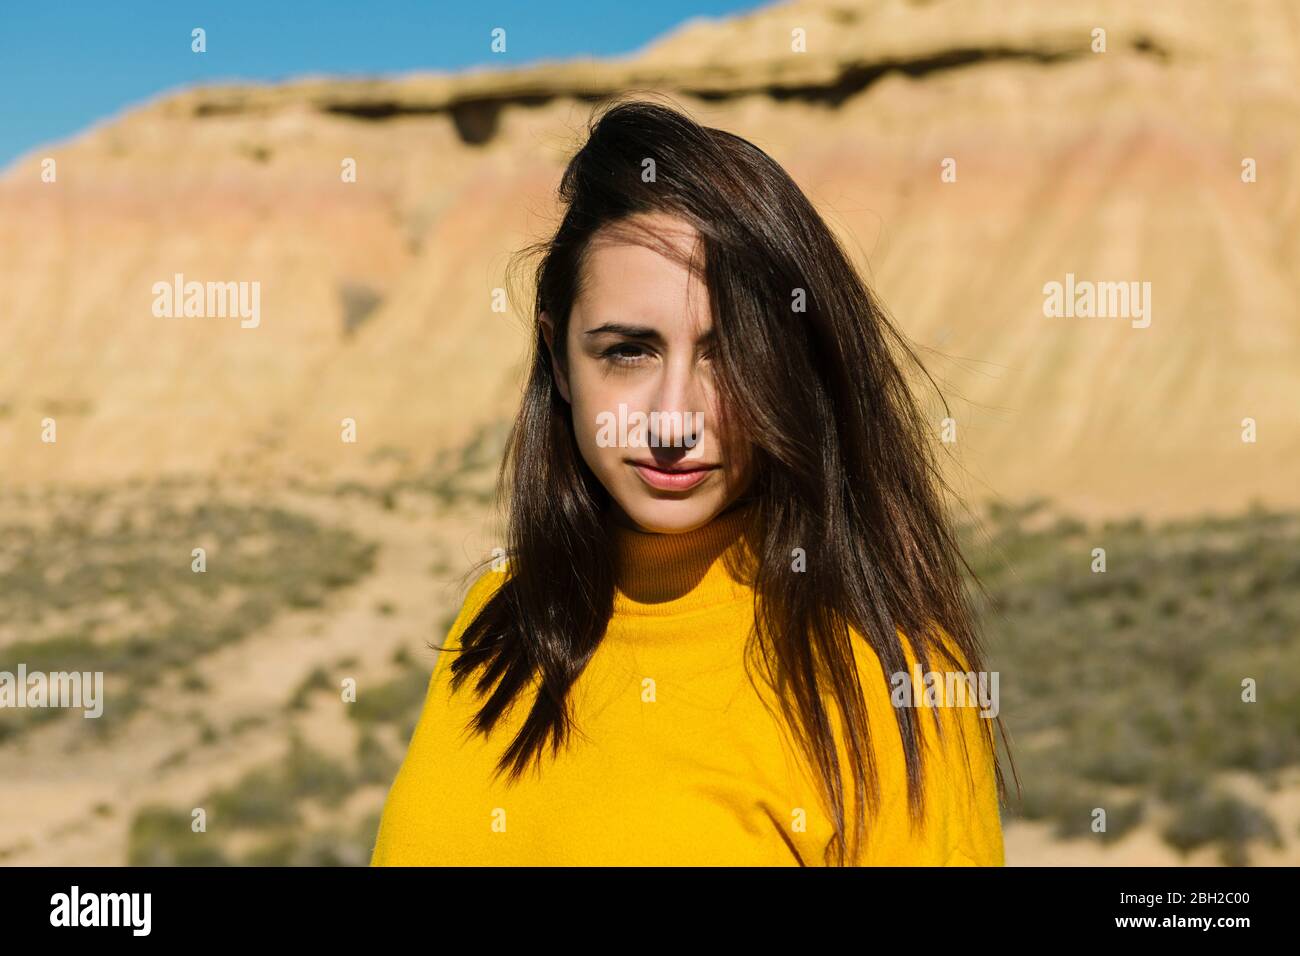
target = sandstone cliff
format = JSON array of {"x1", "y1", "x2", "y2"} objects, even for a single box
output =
[{"x1": 2, "y1": 0, "x2": 1297, "y2": 517}]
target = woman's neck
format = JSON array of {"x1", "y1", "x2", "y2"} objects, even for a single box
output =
[{"x1": 605, "y1": 498, "x2": 760, "y2": 617}]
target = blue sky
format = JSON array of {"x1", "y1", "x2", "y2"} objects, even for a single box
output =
[{"x1": 0, "y1": 1, "x2": 772, "y2": 170}]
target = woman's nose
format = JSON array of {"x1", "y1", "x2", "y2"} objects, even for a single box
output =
[{"x1": 647, "y1": 361, "x2": 706, "y2": 450}]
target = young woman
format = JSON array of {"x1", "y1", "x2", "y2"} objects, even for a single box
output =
[{"x1": 371, "y1": 97, "x2": 1014, "y2": 866}]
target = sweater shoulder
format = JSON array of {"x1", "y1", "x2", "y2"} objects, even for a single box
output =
[
  {"x1": 835, "y1": 620, "x2": 1004, "y2": 865},
  {"x1": 442, "y1": 566, "x2": 508, "y2": 651}
]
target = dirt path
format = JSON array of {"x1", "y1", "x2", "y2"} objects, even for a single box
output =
[{"x1": 0, "y1": 487, "x2": 497, "y2": 865}]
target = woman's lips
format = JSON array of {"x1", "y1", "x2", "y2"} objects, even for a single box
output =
[{"x1": 629, "y1": 461, "x2": 718, "y2": 491}]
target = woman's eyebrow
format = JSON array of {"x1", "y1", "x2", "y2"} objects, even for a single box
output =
[
  {"x1": 583, "y1": 323, "x2": 660, "y2": 341},
  {"x1": 583, "y1": 323, "x2": 715, "y2": 344}
]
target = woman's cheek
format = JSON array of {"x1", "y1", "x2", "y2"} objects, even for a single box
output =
[{"x1": 573, "y1": 388, "x2": 622, "y2": 484}]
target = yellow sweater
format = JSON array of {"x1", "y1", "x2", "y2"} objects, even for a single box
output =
[{"x1": 370, "y1": 504, "x2": 1004, "y2": 866}]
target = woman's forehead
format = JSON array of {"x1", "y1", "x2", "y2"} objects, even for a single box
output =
[{"x1": 574, "y1": 226, "x2": 712, "y2": 335}]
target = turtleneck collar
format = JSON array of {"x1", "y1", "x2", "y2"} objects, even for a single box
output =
[{"x1": 606, "y1": 499, "x2": 761, "y2": 617}]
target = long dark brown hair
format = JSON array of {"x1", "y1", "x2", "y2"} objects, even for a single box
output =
[{"x1": 440, "y1": 93, "x2": 1018, "y2": 865}]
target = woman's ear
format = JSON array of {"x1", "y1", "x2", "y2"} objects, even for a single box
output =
[{"x1": 539, "y1": 310, "x2": 572, "y2": 404}]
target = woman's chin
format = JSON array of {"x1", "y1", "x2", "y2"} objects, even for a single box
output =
[{"x1": 612, "y1": 494, "x2": 727, "y2": 535}]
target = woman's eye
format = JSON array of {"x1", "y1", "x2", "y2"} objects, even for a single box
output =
[{"x1": 601, "y1": 344, "x2": 648, "y2": 366}]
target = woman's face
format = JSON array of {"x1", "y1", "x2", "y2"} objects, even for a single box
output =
[{"x1": 541, "y1": 212, "x2": 753, "y2": 534}]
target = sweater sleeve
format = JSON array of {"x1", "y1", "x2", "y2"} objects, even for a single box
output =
[
  {"x1": 369, "y1": 566, "x2": 507, "y2": 866},
  {"x1": 932, "y1": 664, "x2": 1005, "y2": 867},
  {"x1": 427, "y1": 567, "x2": 508, "y2": 684},
  {"x1": 836, "y1": 625, "x2": 1005, "y2": 866}
]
